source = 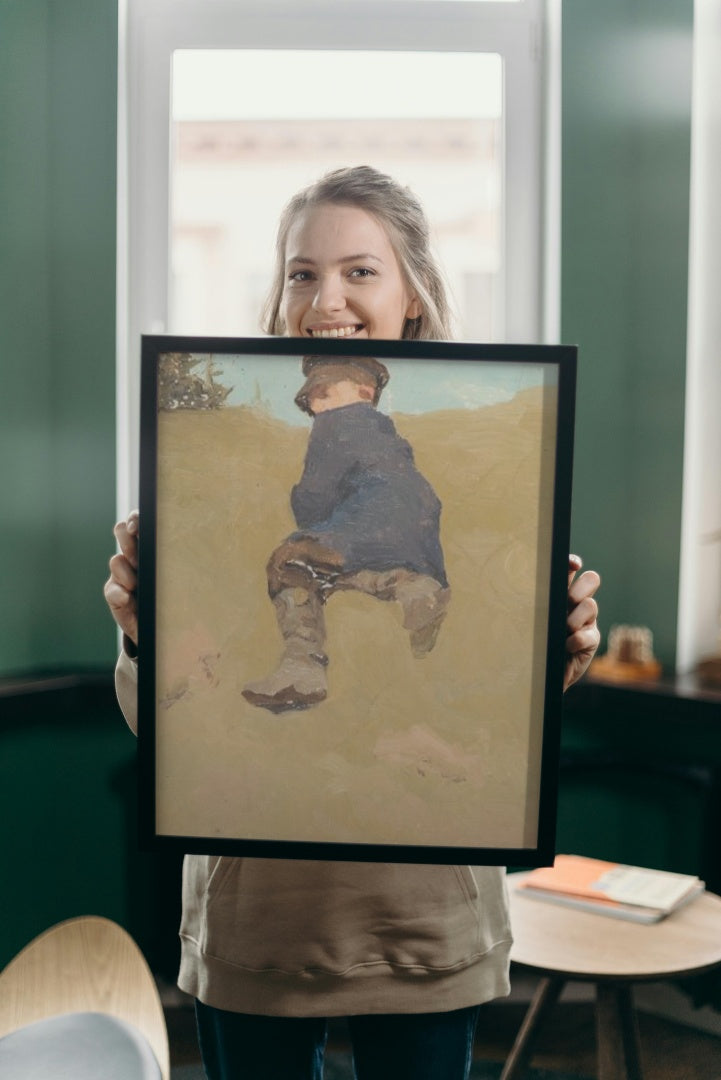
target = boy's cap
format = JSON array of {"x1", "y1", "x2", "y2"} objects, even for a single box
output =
[{"x1": 295, "y1": 356, "x2": 390, "y2": 415}]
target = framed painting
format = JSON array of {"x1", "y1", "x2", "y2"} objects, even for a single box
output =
[{"x1": 137, "y1": 335, "x2": 576, "y2": 865}]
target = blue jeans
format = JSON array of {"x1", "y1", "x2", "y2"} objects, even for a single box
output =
[{"x1": 195, "y1": 1000, "x2": 481, "y2": 1080}]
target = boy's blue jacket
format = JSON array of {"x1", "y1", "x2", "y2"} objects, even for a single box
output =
[{"x1": 290, "y1": 402, "x2": 448, "y2": 587}]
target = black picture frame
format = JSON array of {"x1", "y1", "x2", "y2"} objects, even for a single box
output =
[{"x1": 138, "y1": 335, "x2": 576, "y2": 865}]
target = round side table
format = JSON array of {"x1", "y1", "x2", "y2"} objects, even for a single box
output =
[{"x1": 502, "y1": 872, "x2": 721, "y2": 1080}]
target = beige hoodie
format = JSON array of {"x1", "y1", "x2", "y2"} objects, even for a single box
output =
[{"x1": 116, "y1": 650, "x2": 512, "y2": 1016}]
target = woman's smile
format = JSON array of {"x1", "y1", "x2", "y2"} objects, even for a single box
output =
[{"x1": 306, "y1": 323, "x2": 365, "y2": 339}]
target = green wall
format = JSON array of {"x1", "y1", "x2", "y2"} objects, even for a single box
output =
[
  {"x1": 0, "y1": 682, "x2": 183, "y2": 974},
  {"x1": 562, "y1": 0, "x2": 693, "y2": 669},
  {"x1": 0, "y1": 0, "x2": 118, "y2": 675},
  {"x1": 0, "y1": 0, "x2": 132, "y2": 972}
]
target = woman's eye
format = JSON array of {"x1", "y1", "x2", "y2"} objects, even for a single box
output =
[
  {"x1": 349, "y1": 267, "x2": 375, "y2": 279},
  {"x1": 288, "y1": 270, "x2": 313, "y2": 283}
]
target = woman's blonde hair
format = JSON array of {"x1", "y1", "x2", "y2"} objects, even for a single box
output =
[{"x1": 262, "y1": 165, "x2": 454, "y2": 341}]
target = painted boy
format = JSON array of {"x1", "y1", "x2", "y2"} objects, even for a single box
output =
[{"x1": 242, "y1": 355, "x2": 451, "y2": 712}]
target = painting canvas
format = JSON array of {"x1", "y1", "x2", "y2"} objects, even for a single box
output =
[{"x1": 137, "y1": 336, "x2": 576, "y2": 864}]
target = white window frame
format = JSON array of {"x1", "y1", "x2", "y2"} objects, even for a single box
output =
[
  {"x1": 677, "y1": 0, "x2": 721, "y2": 674},
  {"x1": 117, "y1": 0, "x2": 558, "y2": 511}
]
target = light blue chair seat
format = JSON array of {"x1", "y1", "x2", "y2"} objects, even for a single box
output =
[{"x1": 0, "y1": 1011, "x2": 163, "y2": 1079}]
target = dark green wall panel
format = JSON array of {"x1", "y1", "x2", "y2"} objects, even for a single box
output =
[
  {"x1": 47, "y1": 2, "x2": 119, "y2": 667},
  {"x1": 0, "y1": 2, "x2": 55, "y2": 669},
  {"x1": 0, "y1": 0, "x2": 118, "y2": 674},
  {"x1": 562, "y1": 0, "x2": 693, "y2": 669},
  {"x1": 0, "y1": 683, "x2": 183, "y2": 976},
  {"x1": 560, "y1": 682, "x2": 721, "y2": 888},
  {"x1": 0, "y1": 696, "x2": 133, "y2": 964}
]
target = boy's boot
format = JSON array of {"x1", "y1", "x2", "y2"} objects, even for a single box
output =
[
  {"x1": 394, "y1": 572, "x2": 451, "y2": 657},
  {"x1": 242, "y1": 586, "x2": 328, "y2": 712},
  {"x1": 339, "y1": 569, "x2": 451, "y2": 657}
]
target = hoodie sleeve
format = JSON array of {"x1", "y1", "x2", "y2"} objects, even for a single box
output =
[{"x1": 115, "y1": 645, "x2": 139, "y2": 736}]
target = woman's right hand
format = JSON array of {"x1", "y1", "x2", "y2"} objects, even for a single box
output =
[{"x1": 104, "y1": 510, "x2": 139, "y2": 646}]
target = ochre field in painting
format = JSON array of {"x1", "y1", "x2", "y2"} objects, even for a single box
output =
[{"x1": 153, "y1": 385, "x2": 556, "y2": 851}]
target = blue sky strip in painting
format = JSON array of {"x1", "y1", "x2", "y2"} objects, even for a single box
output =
[{"x1": 200, "y1": 353, "x2": 556, "y2": 427}]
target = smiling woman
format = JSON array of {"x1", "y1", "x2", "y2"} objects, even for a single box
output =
[
  {"x1": 107, "y1": 144, "x2": 598, "y2": 1077},
  {"x1": 263, "y1": 168, "x2": 451, "y2": 342}
]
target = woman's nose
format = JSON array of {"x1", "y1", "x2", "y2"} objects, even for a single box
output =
[{"x1": 312, "y1": 274, "x2": 345, "y2": 314}]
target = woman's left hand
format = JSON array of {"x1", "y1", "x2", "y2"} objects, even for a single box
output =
[{"x1": 564, "y1": 555, "x2": 601, "y2": 691}]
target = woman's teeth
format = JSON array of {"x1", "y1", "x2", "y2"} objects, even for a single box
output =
[{"x1": 310, "y1": 325, "x2": 360, "y2": 338}]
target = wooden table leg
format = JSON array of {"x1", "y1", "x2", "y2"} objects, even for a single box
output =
[
  {"x1": 499, "y1": 976, "x2": 565, "y2": 1080},
  {"x1": 596, "y1": 982, "x2": 643, "y2": 1080}
]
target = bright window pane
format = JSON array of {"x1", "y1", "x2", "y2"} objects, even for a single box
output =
[{"x1": 170, "y1": 49, "x2": 503, "y2": 340}]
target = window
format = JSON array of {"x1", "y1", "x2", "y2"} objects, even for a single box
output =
[
  {"x1": 169, "y1": 49, "x2": 503, "y2": 340},
  {"x1": 118, "y1": 0, "x2": 556, "y2": 509}
]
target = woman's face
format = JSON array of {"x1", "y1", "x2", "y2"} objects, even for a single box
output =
[{"x1": 281, "y1": 203, "x2": 421, "y2": 341}]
